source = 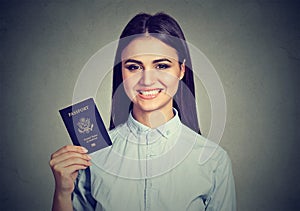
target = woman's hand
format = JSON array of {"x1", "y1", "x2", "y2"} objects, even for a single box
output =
[{"x1": 49, "y1": 145, "x2": 92, "y2": 195}]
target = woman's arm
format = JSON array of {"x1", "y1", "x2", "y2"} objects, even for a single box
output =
[
  {"x1": 52, "y1": 190, "x2": 73, "y2": 211},
  {"x1": 205, "y1": 151, "x2": 236, "y2": 211},
  {"x1": 49, "y1": 145, "x2": 92, "y2": 211}
]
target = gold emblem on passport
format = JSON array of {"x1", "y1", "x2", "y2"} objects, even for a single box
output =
[{"x1": 77, "y1": 117, "x2": 94, "y2": 134}]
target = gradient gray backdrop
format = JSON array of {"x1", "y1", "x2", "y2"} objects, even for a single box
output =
[{"x1": 1, "y1": 0, "x2": 299, "y2": 210}]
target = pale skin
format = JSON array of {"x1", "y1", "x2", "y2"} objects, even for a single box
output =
[{"x1": 49, "y1": 36, "x2": 185, "y2": 210}]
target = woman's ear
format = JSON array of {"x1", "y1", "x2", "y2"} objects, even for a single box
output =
[{"x1": 179, "y1": 59, "x2": 186, "y2": 80}]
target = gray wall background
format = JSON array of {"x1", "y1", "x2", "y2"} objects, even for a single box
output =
[{"x1": 1, "y1": 0, "x2": 299, "y2": 210}]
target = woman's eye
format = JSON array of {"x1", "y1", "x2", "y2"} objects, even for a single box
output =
[
  {"x1": 156, "y1": 64, "x2": 170, "y2": 69},
  {"x1": 125, "y1": 64, "x2": 142, "y2": 71}
]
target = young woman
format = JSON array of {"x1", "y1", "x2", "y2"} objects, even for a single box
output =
[{"x1": 50, "y1": 13, "x2": 236, "y2": 211}]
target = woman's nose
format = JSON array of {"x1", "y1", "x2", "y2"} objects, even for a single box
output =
[{"x1": 139, "y1": 69, "x2": 156, "y2": 86}]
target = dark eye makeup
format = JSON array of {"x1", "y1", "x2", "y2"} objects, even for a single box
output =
[
  {"x1": 123, "y1": 58, "x2": 172, "y2": 72},
  {"x1": 125, "y1": 64, "x2": 142, "y2": 71},
  {"x1": 156, "y1": 63, "x2": 170, "y2": 69}
]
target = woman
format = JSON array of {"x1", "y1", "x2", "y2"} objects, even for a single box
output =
[{"x1": 50, "y1": 12, "x2": 236, "y2": 211}]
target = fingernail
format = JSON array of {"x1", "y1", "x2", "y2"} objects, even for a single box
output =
[
  {"x1": 81, "y1": 147, "x2": 88, "y2": 153},
  {"x1": 87, "y1": 155, "x2": 92, "y2": 159}
]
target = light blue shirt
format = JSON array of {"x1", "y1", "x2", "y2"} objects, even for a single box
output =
[{"x1": 72, "y1": 110, "x2": 236, "y2": 211}]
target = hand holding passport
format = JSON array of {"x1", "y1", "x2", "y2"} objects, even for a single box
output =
[{"x1": 59, "y1": 98, "x2": 112, "y2": 154}]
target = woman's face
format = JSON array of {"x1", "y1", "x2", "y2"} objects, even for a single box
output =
[{"x1": 121, "y1": 36, "x2": 185, "y2": 116}]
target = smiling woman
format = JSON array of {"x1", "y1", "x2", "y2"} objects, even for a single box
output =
[
  {"x1": 121, "y1": 36, "x2": 185, "y2": 128},
  {"x1": 109, "y1": 13, "x2": 201, "y2": 134},
  {"x1": 49, "y1": 12, "x2": 236, "y2": 211}
]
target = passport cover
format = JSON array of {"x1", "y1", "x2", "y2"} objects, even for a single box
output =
[{"x1": 59, "y1": 98, "x2": 112, "y2": 154}]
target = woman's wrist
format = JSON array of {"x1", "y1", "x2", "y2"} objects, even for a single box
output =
[
  {"x1": 54, "y1": 188, "x2": 72, "y2": 200},
  {"x1": 52, "y1": 189, "x2": 73, "y2": 211}
]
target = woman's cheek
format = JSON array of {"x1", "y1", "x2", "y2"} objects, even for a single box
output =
[
  {"x1": 122, "y1": 74, "x2": 140, "y2": 101},
  {"x1": 159, "y1": 73, "x2": 180, "y2": 97}
]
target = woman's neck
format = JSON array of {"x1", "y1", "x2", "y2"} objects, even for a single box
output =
[{"x1": 132, "y1": 108, "x2": 174, "y2": 128}]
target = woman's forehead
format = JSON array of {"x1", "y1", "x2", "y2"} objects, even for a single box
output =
[{"x1": 121, "y1": 36, "x2": 178, "y2": 61}]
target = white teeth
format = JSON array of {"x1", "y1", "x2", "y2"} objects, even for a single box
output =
[{"x1": 139, "y1": 89, "x2": 161, "y2": 96}]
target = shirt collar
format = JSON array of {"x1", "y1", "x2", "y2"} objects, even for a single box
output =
[{"x1": 126, "y1": 108, "x2": 181, "y2": 142}]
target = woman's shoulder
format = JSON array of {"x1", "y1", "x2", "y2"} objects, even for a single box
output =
[
  {"x1": 180, "y1": 124, "x2": 230, "y2": 167},
  {"x1": 107, "y1": 122, "x2": 129, "y2": 143}
]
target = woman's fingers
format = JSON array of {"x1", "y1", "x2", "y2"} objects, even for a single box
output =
[
  {"x1": 49, "y1": 145, "x2": 92, "y2": 176},
  {"x1": 52, "y1": 156, "x2": 92, "y2": 171},
  {"x1": 51, "y1": 145, "x2": 88, "y2": 159},
  {"x1": 54, "y1": 164, "x2": 88, "y2": 180},
  {"x1": 50, "y1": 151, "x2": 91, "y2": 168},
  {"x1": 49, "y1": 145, "x2": 91, "y2": 173}
]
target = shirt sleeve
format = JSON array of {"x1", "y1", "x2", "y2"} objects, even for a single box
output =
[
  {"x1": 205, "y1": 151, "x2": 237, "y2": 211},
  {"x1": 72, "y1": 168, "x2": 97, "y2": 211}
]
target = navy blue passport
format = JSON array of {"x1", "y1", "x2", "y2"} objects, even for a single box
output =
[{"x1": 59, "y1": 98, "x2": 112, "y2": 154}]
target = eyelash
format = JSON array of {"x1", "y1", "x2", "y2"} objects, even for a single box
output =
[
  {"x1": 156, "y1": 64, "x2": 170, "y2": 69},
  {"x1": 125, "y1": 64, "x2": 142, "y2": 71},
  {"x1": 125, "y1": 64, "x2": 170, "y2": 72}
]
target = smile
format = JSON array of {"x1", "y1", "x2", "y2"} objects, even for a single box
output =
[{"x1": 137, "y1": 89, "x2": 162, "y2": 99}]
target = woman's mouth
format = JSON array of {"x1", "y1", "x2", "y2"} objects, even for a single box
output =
[{"x1": 137, "y1": 89, "x2": 162, "y2": 99}]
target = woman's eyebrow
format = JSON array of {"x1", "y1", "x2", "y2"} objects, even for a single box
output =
[
  {"x1": 124, "y1": 59, "x2": 143, "y2": 65},
  {"x1": 153, "y1": 58, "x2": 172, "y2": 63},
  {"x1": 123, "y1": 58, "x2": 173, "y2": 65}
]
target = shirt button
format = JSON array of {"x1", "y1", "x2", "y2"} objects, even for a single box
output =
[{"x1": 166, "y1": 130, "x2": 170, "y2": 136}]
